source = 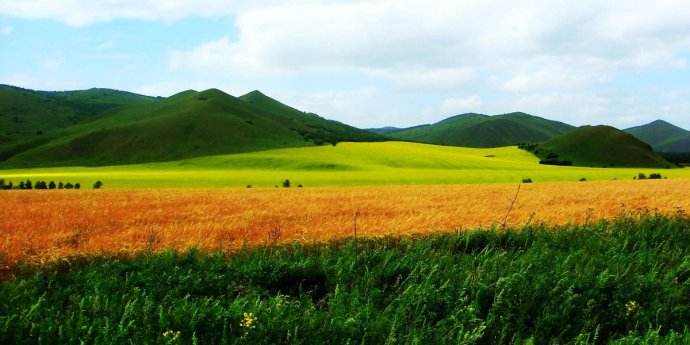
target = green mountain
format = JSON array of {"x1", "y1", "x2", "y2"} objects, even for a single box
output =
[
  {"x1": 527, "y1": 125, "x2": 672, "y2": 168},
  {"x1": 625, "y1": 120, "x2": 690, "y2": 152},
  {"x1": 0, "y1": 87, "x2": 384, "y2": 167},
  {"x1": 389, "y1": 112, "x2": 575, "y2": 147},
  {"x1": 0, "y1": 84, "x2": 155, "y2": 144},
  {"x1": 367, "y1": 125, "x2": 430, "y2": 134},
  {"x1": 238, "y1": 90, "x2": 383, "y2": 144}
]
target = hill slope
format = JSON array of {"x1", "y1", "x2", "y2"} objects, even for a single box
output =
[
  {"x1": 527, "y1": 125, "x2": 672, "y2": 168},
  {"x1": 0, "y1": 88, "x2": 384, "y2": 167},
  {"x1": 0, "y1": 84, "x2": 155, "y2": 144},
  {"x1": 625, "y1": 120, "x2": 690, "y2": 152},
  {"x1": 390, "y1": 112, "x2": 575, "y2": 147}
]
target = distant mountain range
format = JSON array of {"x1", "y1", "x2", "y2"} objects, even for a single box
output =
[
  {"x1": 0, "y1": 84, "x2": 688, "y2": 169},
  {"x1": 373, "y1": 112, "x2": 575, "y2": 148}
]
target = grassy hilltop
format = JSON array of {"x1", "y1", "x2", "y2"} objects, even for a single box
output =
[
  {"x1": 625, "y1": 120, "x2": 690, "y2": 152},
  {"x1": 387, "y1": 112, "x2": 575, "y2": 147},
  {"x1": 0, "y1": 87, "x2": 383, "y2": 167},
  {"x1": 528, "y1": 126, "x2": 672, "y2": 168}
]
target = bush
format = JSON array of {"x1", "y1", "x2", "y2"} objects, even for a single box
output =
[
  {"x1": 282, "y1": 179, "x2": 291, "y2": 188},
  {"x1": 579, "y1": 178, "x2": 587, "y2": 182},
  {"x1": 75, "y1": 183, "x2": 80, "y2": 190},
  {"x1": 522, "y1": 178, "x2": 533, "y2": 183},
  {"x1": 64, "y1": 183, "x2": 74, "y2": 189},
  {"x1": 649, "y1": 173, "x2": 664, "y2": 180},
  {"x1": 636, "y1": 173, "x2": 647, "y2": 180},
  {"x1": 93, "y1": 181, "x2": 103, "y2": 189},
  {"x1": 48, "y1": 181, "x2": 56, "y2": 189}
]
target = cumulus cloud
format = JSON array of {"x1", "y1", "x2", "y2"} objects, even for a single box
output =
[
  {"x1": 5, "y1": 0, "x2": 690, "y2": 126},
  {"x1": 167, "y1": 1, "x2": 690, "y2": 90}
]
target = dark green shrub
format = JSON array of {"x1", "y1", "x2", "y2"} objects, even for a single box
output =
[
  {"x1": 522, "y1": 178, "x2": 533, "y2": 183},
  {"x1": 282, "y1": 179, "x2": 291, "y2": 188},
  {"x1": 93, "y1": 181, "x2": 103, "y2": 189},
  {"x1": 48, "y1": 181, "x2": 56, "y2": 189}
]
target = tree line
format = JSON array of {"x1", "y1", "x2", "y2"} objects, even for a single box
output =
[{"x1": 0, "y1": 179, "x2": 103, "y2": 190}]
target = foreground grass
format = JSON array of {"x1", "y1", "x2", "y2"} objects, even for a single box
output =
[
  {"x1": 1, "y1": 142, "x2": 689, "y2": 188},
  {"x1": 2, "y1": 215, "x2": 690, "y2": 344}
]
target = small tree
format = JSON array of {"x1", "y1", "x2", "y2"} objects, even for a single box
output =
[
  {"x1": 0, "y1": 178, "x2": 4, "y2": 189},
  {"x1": 65, "y1": 183, "x2": 74, "y2": 189},
  {"x1": 93, "y1": 181, "x2": 103, "y2": 189},
  {"x1": 19, "y1": 181, "x2": 25, "y2": 189},
  {"x1": 25, "y1": 180, "x2": 32, "y2": 190},
  {"x1": 75, "y1": 183, "x2": 81, "y2": 190},
  {"x1": 282, "y1": 179, "x2": 291, "y2": 188},
  {"x1": 522, "y1": 178, "x2": 533, "y2": 183},
  {"x1": 49, "y1": 181, "x2": 56, "y2": 189},
  {"x1": 35, "y1": 181, "x2": 47, "y2": 190},
  {"x1": 58, "y1": 182, "x2": 64, "y2": 189}
]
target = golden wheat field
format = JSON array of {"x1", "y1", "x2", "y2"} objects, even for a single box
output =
[{"x1": 1, "y1": 179, "x2": 689, "y2": 268}]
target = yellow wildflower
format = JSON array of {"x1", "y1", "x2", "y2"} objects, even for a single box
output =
[
  {"x1": 240, "y1": 312, "x2": 257, "y2": 329},
  {"x1": 625, "y1": 300, "x2": 639, "y2": 315}
]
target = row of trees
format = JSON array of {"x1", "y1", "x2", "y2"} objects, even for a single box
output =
[{"x1": 0, "y1": 179, "x2": 103, "y2": 190}]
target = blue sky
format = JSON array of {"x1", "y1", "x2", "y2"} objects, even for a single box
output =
[{"x1": 2, "y1": 1, "x2": 690, "y2": 129}]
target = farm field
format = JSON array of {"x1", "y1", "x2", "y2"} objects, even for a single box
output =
[
  {"x1": 2, "y1": 179, "x2": 689, "y2": 268},
  {"x1": 2, "y1": 142, "x2": 690, "y2": 188},
  {"x1": 3, "y1": 215, "x2": 690, "y2": 344}
]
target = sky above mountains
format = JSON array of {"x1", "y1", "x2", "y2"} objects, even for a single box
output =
[{"x1": 2, "y1": 0, "x2": 690, "y2": 129}]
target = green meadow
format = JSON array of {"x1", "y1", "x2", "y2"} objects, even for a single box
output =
[{"x1": 1, "y1": 141, "x2": 689, "y2": 188}]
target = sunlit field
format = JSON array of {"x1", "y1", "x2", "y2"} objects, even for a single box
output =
[
  {"x1": 1, "y1": 142, "x2": 689, "y2": 188},
  {"x1": 2, "y1": 179, "x2": 689, "y2": 268}
]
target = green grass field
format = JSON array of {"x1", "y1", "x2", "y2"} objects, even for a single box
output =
[
  {"x1": 3, "y1": 215, "x2": 690, "y2": 344},
  {"x1": 1, "y1": 141, "x2": 689, "y2": 188}
]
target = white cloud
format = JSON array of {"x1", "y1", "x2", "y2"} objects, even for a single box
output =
[
  {"x1": 0, "y1": 24, "x2": 12, "y2": 35},
  {"x1": 5, "y1": 0, "x2": 690, "y2": 127},
  {"x1": 440, "y1": 96, "x2": 482, "y2": 115}
]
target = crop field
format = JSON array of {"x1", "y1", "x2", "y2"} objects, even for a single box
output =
[
  {"x1": 3, "y1": 215, "x2": 690, "y2": 344},
  {"x1": 2, "y1": 179, "x2": 689, "y2": 269},
  {"x1": 2, "y1": 142, "x2": 690, "y2": 188}
]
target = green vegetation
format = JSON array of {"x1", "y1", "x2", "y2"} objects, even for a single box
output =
[
  {"x1": 2, "y1": 142, "x2": 690, "y2": 188},
  {"x1": 2, "y1": 215, "x2": 690, "y2": 344},
  {"x1": 0, "y1": 84, "x2": 155, "y2": 145},
  {"x1": 626, "y1": 120, "x2": 690, "y2": 153},
  {"x1": 0, "y1": 87, "x2": 383, "y2": 168},
  {"x1": 525, "y1": 126, "x2": 672, "y2": 168},
  {"x1": 389, "y1": 112, "x2": 574, "y2": 148}
]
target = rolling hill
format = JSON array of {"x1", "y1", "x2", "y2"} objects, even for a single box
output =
[
  {"x1": 388, "y1": 112, "x2": 575, "y2": 147},
  {"x1": 625, "y1": 120, "x2": 690, "y2": 152},
  {"x1": 0, "y1": 84, "x2": 155, "y2": 144},
  {"x1": 0, "y1": 87, "x2": 384, "y2": 167},
  {"x1": 526, "y1": 125, "x2": 672, "y2": 168}
]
